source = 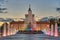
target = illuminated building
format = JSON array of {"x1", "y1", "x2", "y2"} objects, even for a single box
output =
[
  {"x1": 3, "y1": 5, "x2": 58, "y2": 36},
  {"x1": 10, "y1": 21, "x2": 24, "y2": 31},
  {"x1": 10, "y1": 5, "x2": 50, "y2": 32},
  {"x1": 25, "y1": 4, "x2": 36, "y2": 31},
  {"x1": 0, "y1": 5, "x2": 58, "y2": 37}
]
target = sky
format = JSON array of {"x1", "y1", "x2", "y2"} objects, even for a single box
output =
[{"x1": 0, "y1": 0, "x2": 60, "y2": 20}]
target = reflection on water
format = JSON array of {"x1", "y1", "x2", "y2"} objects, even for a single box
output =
[{"x1": 0, "y1": 34, "x2": 60, "y2": 40}]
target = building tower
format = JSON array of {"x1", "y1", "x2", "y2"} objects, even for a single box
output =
[{"x1": 25, "y1": 4, "x2": 36, "y2": 31}]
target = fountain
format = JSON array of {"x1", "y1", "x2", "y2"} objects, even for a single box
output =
[
  {"x1": 46, "y1": 25, "x2": 50, "y2": 35},
  {"x1": 50, "y1": 24, "x2": 54, "y2": 36},
  {"x1": 54, "y1": 23, "x2": 58, "y2": 37}
]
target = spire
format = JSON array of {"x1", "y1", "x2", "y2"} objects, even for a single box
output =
[{"x1": 28, "y1": 4, "x2": 31, "y2": 11}]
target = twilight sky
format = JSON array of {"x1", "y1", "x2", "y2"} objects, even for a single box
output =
[{"x1": 0, "y1": 0, "x2": 60, "y2": 20}]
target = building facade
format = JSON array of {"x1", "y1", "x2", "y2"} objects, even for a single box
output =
[{"x1": 10, "y1": 5, "x2": 50, "y2": 31}]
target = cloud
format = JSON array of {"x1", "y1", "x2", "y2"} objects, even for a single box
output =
[
  {"x1": 0, "y1": 18, "x2": 14, "y2": 22},
  {"x1": 56, "y1": 8, "x2": 60, "y2": 11}
]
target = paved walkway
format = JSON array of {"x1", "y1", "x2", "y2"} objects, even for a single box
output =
[{"x1": 0, "y1": 34, "x2": 60, "y2": 40}]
